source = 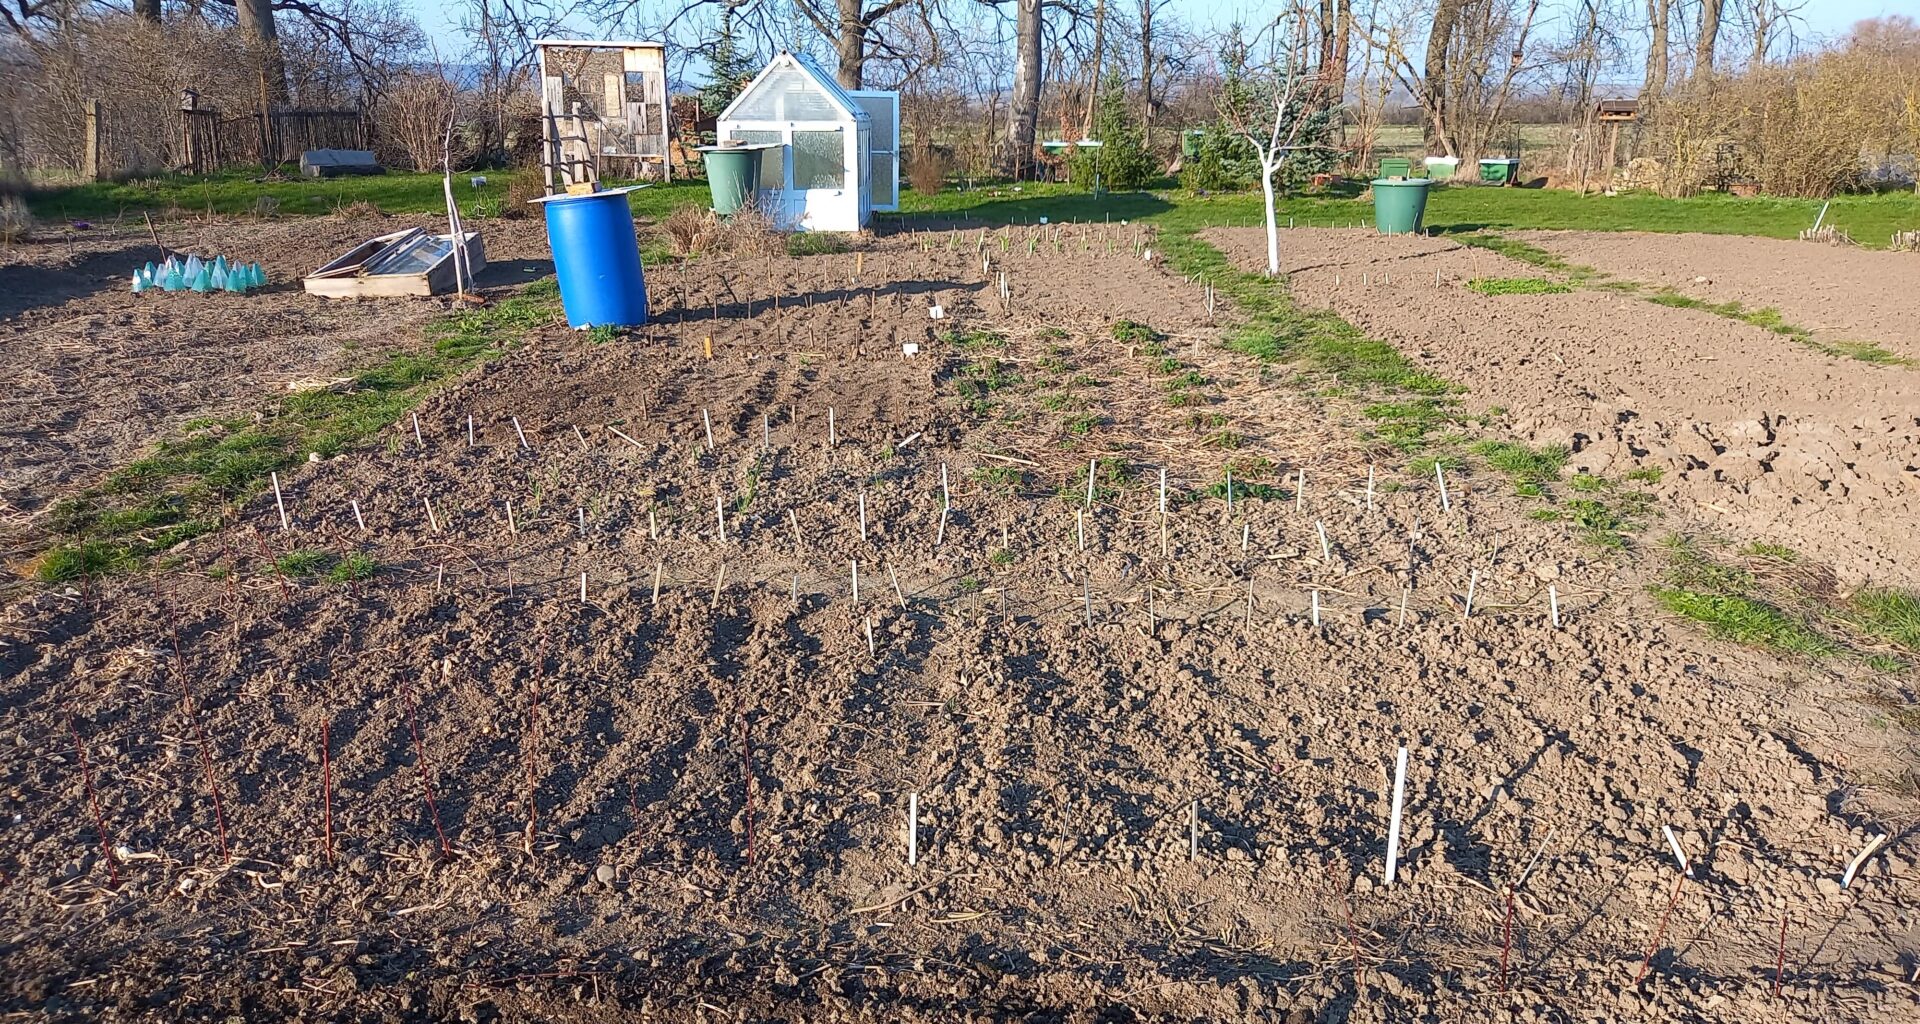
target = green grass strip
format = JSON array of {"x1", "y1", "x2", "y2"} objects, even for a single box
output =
[{"x1": 36, "y1": 279, "x2": 561, "y2": 580}]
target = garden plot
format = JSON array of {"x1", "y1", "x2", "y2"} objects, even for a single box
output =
[
  {"x1": 0, "y1": 214, "x2": 551, "y2": 525},
  {"x1": 1, "y1": 225, "x2": 1916, "y2": 1022},
  {"x1": 1205, "y1": 226, "x2": 1920, "y2": 585},
  {"x1": 1510, "y1": 230, "x2": 1920, "y2": 364}
]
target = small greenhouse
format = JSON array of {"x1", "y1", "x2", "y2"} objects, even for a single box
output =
[{"x1": 715, "y1": 52, "x2": 898, "y2": 232}]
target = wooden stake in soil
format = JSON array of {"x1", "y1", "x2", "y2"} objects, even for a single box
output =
[
  {"x1": 828, "y1": 407, "x2": 837, "y2": 447},
  {"x1": 271, "y1": 471, "x2": 290, "y2": 531},
  {"x1": 888, "y1": 563, "x2": 907, "y2": 610},
  {"x1": 1310, "y1": 589, "x2": 1321, "y2": 627},
  {"x1": 1085, "y1": 458, "x2": 1097, "y2": 508},
  {"x1": 412, "y1": 412, "x2": 424, "y2": 449},
  {"x1": 1189, "y1": 800, "x2": 1199, "y2": 861},
  {"x1": 651, "y1": 560, "x2": 663, "y2": 606},
  {"x1": 850, "y1": 559, "x2": 861, "y2": 603},
  {"x1": 1294, "y1": 469, "x2": 1305, "y2": 513},
  {"x1": 1841, "y1": 833, "x2": 1887, "y2": 888},
  {"x1": 1316, "y1": 520, "x2": 1332, "y2": 562},
  {"x1": 1549, "y1": 584, "x2": 1561, "y2": 628},
  {"x1": 1158, "y1": 469, "x2": 1169, "y2": 556},
  {"x1": 1463, "y1": 569, "x2": 1478, "y2": 619},
  {"x1": 1435, "y1": 462, "x2": 1451, "y2": 513},
  {"x1": 350, "y1": 499, "x2": 367, "y2": 534},
  {"x1": 67, "y1": 716, "x2": 118, "y2": 886},
  {"x1": 858, "y1": 490, "x2": 868, "y2": 542},
  {"x1": 467, "y1": 414, "x2": 475, "y2": 446},
  {"x1": 865, "y1": 616, "x2": 877, "y2": 658},
  {"x1": 1384, "y1": 744, "x2": 1409, "y2": 886},
  {"x1": 1366, "y1": 465, "x2": 1375, "y2": 513},
  {"x1": 714, "y1": 493, "x2": 727, "y2": 544},
  {"x1": 702, "y1": 408, "x2": 715, "y2": 452},
  {"x1": 710, "y1": 564, "x2": 727, "y2": 609},
  {"x1": 423, "y1": 496, "x2": 441, "y2": 534},
  {"x1": 513, "y1": 416, "x2": 530, "y2": 450}
]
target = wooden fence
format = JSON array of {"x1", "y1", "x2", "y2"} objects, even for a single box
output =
[{"x1": 180, "y1": 108, "x2": 367, "y2": 174}]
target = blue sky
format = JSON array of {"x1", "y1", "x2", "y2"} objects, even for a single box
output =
[{"x1": 403, "y1": 0, "x2": 1911, "y2": 77}]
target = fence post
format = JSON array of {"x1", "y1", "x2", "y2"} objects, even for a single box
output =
[{"x1": 83, "y1": 99, "x2": 103, "y2": 181}]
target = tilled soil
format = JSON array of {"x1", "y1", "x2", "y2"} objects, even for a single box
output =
[
  {"x1": 1, "y1": 226, "x2": 1917, "y2": 1022},
  {"x1": 1205, "y1": 227, "x2": 1920, "y2": 585},
  {"x1": 0, "y1": 213, "x2": 553, "y2": 525},
  {"x1": 1512, "y1": 230, "x2": 1920, "y2": 363}
]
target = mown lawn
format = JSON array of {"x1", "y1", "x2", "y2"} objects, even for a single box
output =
[{"x1": 29, "y1": 166, "x2": 1920, "y2": 248}]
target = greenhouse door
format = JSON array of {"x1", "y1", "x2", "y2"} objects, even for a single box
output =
[{"x1": 849, "y1": 91, "x2": 899, "y2": 212}]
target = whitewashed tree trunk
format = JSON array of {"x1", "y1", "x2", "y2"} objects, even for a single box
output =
[{"x1": 1259, "y1": 155, "x2": 1281, "y2": 275}]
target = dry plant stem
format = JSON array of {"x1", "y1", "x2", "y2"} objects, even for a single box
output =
[
  {"x1": 1500, "y1": 884, "x2": 1514, "y2": 993},
  {"x1": 1637, "y1": 873, "x2": 1687, "y2": 984},
  {"x1": 739, "y1": 713, "x2": 755, "y2": 868},
  {"x1": 253, "y1": 530, "x2": 290, "y2": 603},
  {"x1": 320, "y1": 718, "x2": 335, "y2": 865},
  {"x1": 524, "y1": 678, "x2": 541, "y2": 856},
  {"x1": 404, "y1": 688, "x2": 452, "y2": 861},
  {"x1": 68, "y1": 716, "x2": 118, "y2": 886},
  {"x1": 163, "y1": 593, "x2": 232, "y2": 865},
  {"x1": 1773, "y1": 913, "x2": 1788, "y2": 999}
]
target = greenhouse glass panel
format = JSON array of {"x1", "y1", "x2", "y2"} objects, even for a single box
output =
[
  {"x1": 793, "y1": 131, "x2": 845, "y2": 189},
  {"x1": 732, "y1": 69, "x2": 840, "y2": 121}
]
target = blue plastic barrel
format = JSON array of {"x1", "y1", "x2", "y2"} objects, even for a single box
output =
[{"x1": 532, "y1": 187, "x2": 649, "y2": 328}]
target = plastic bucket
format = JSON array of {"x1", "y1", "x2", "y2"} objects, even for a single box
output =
[
  {"x1": 532, "y1": 188, "x2": 649, "y2": 328},
  {"x1": 702, "y1": 146, "x2": 765, "y2": 216},
  {"x1": 1371, "y1": 178, "x2": 1432, "y2": 235}
]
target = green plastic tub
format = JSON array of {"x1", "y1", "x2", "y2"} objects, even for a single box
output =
[
  {"x1": 1371, "y1": 178, "x2": 1432, "y2": 235},
  {"x1": 696, "y1": 144, "x2": 773, "y2": 215},
  {"x1": 1424, "y1": 156, "x2": 1459, "y2": 179},
  {"x1": 1378, "y1": 157, "x2": 1413, "y2": 179},
  {"x1": 1479, "y1": 158, "x2": 1519, "y2": 184}
]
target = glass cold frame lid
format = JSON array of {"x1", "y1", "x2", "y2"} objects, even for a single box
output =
[{"x1": 363, "y1": 233, "x2": 454, "y2": 276}]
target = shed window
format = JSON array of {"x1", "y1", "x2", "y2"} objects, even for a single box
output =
[{"x1": 793, "y1": 130, "x2": 844, "y2": 189}]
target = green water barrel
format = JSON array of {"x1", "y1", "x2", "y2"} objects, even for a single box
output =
[
  {"x1": 1371, "y1": 178, "x2": 1433, "y2": 235},
  {"x1": 697, "y1": 144, "x2": 772, "y2": 215}
]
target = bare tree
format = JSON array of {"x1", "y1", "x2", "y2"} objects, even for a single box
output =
[
  {"x1": 1001, "y1": 0, "x2": 1042, "y2": 175},
  {"x1": 1137, "y1": 0, "x2": 1169, "y2": 142},
  {"x1": 792, "y1": 0, "x2": 924, "y2": 88},
  {"x1": 1642, "y1": 0, "x2": 1670, "y2": 104},
  {"x1": 1696, "y1": 0, "x2": 1723, "y2": 74},
  {"x1": 1365, "y1": 0, "x2": 1544, "y2": 163},
  {"x1": 1216, "y1": 7, "x2": 1321, "y2": 275}
]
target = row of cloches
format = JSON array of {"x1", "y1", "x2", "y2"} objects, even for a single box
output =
[{"x1": 132, "y1": 254, "x2": 268, "y2": 294}]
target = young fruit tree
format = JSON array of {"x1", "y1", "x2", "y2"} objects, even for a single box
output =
[{"x1": 1216, "y1": 6, "x2": 1331, "y2": 275}]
